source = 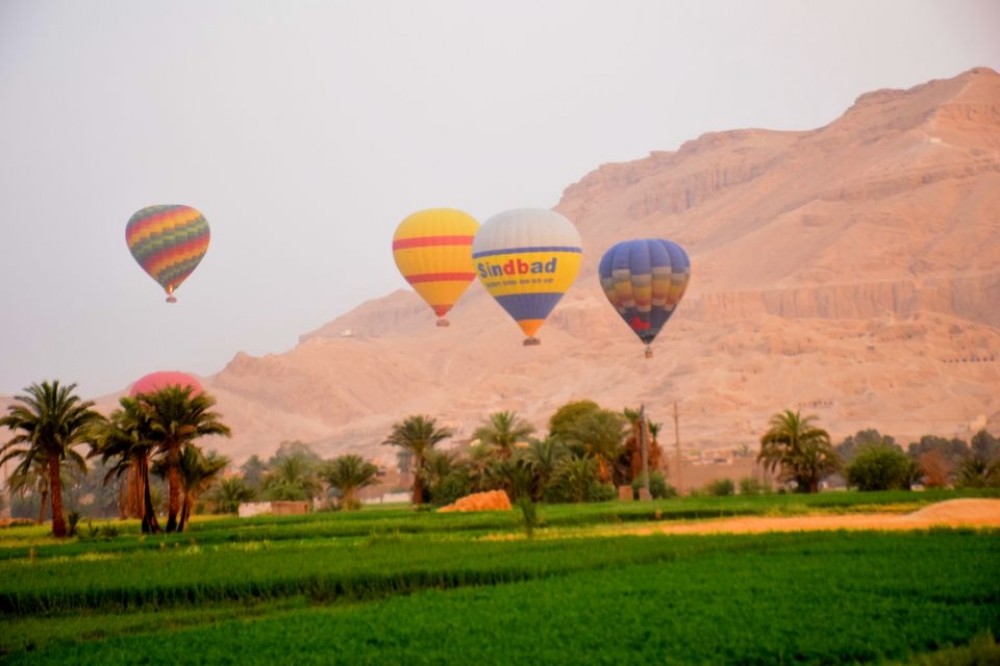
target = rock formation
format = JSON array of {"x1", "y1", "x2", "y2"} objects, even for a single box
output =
[{"x1": 123, "y1": 68, "x2": 1000, "y2": 464}]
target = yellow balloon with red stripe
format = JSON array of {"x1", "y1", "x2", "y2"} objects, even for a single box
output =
[{"x1": 392, "y1": 209, "x2": 479, "y2": 326}]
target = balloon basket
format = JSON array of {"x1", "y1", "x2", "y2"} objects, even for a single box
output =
[
  {"x1": 166, "y1": 296, "x2": 177, "y2": 304},
  {"x1": 523, "y1": 337, "x2": 541, "y2": 347},
  {"x1": 436, "y1": 318, "x2": 450, "y2": 327},
  {"x1": 644, "y1": 346, "x2": 653, "y2": 359}
]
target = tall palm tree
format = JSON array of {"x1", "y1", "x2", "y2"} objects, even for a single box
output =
[
  {"x1": 555, "y1": 454, "x2": 599, "y2": 503},
  {"x1": 382, "y1": 415, "x2": 452, "y2": 506},
  {"x1": 261, "y1": 451, "x2": 322, "y2": 501},
  {"x1": 176, "y1": 447, "x2": 229, "y2": 530},
  {"x1": 321, "y1": 454, "x2": 379, "y2": 510},
  {"x1": 210, "y1": 476, "x2": 256, "y2": 515},
  {"x1": 0, "y1": 381, "x2": 104, "y2": 537},
  {"x1": 522, "y1": 437, "x2": 569, "y2": 500},
  {"x1": 92, "y1": 396, "x2": 162, "y2": 534},
  {"x1": 138, "y1": 386, "x2": 231, "y2": 532},
  {"x1": 758, "y1": 409, "x2": 839, "y2": 493},
  {"x1": 622, "y1": 408, "x2": 664, "y2": 483},
  {"x1": 473, "y1": 411, "x2": 535, "y2": 460},
  {"x1": 8, "y1": 458, "x2": 51, "y2": 524},
  {"x1": 561, "y1": 409, "x2": 627, "y2": 485},
  {"x1": 465, "y1": 443, "x2": 496, "y2": 492}
]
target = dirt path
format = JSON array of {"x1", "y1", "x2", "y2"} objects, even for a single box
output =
[{"x1": 623, "y1": 499, "x2": 1000, "y2": 536}]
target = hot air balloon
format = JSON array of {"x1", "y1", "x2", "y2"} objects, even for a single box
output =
[
  {"x1": 392, "y1": 209, "x2": 479, "y2": 326},
  {"x1": 129, "y1": 371, "x2": 203, "y2": 398},
  {"x1": 598, "y1": 238, "x2": 690, "y2": 358},
  {"x1": 126, "y1": 205, "x2": 211, "y2": 303},
  {"x1": 472, "y1": 208, "x2": 582, "y2": 345}
]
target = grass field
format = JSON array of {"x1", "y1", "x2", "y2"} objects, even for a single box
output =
[{"x1": 1, "y1": 490, "x2": 998, "y2": 664}]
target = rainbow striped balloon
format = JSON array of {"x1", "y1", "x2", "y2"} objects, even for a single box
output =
[
  {"x1": 126, "y1": 205, "x2": 210, "y2": 303},
  {"x1": 392, "y1": 209, "x2": 479, "y2": 326},
  {"x1": 472, "y1": 208, "x2": 582, "y2": 345}
]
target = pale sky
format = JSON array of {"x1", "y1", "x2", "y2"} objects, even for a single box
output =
[{"x1": 1, "y1": 0, "x2": 998, "y2": 398}]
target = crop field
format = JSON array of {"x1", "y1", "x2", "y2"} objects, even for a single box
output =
[{"x1": 1, "y1": 490, "x2": 998, "y2": 664}]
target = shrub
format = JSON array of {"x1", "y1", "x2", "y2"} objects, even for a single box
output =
[
  {"x1": 630, "y1": 472, "x2": 676, "y2": 499},
  {"x1": 67, "y1": 511, "x2": 82, "y2": 537},
  {"x1": 846, "y1": 443, "x2": 916, "y2": 491},
  {"x1": 588, "y1": 483, "x2": 617, "y2": 503},
  {"x1": 738, "y1": 476, "x2": 770, "y2": 496},
  {"x1": 706, "y1": 478, "x2": 735, "y2": 497}
]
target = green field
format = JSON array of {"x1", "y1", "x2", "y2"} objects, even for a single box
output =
[{"x1": 2, "y1": 491, "x2": 998, "y2": 664}]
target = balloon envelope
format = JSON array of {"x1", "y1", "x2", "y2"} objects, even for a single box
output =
[
  {"x1": 126, "y1": 205, "x2": 210, "y2": 303},
  {"x1": 392, "y1": 209, "x2": 479, "y2": 325},
  {"x1": 129, "y1": 371, "x2": 202, "y2": 398},
  {"x1": 598, "y1": 239, "x2": 690, "y2": 352},
  {"x1": 472, "y1": 208, "x2": 582, "y2": 343}
]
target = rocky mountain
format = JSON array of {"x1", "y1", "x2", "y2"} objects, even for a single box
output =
[{"x1": 115, "y1": 68, "x2": 1000, "y2": 464}]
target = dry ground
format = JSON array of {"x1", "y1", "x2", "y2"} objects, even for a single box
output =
[{"x1": 625, "y1": 499, "x2": 1000, "y2": 536}]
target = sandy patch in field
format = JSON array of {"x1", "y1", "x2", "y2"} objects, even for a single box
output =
[{"x1": 625, "y1": 499, "x2": 1000, "y2": 536}]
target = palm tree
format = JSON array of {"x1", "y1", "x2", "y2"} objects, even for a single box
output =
[
  {"x1": 138, "y1": 386, "x2": 231, "y2": 532},
  {"x1": 382, "y1": 415, "x2": 452, "y2": 506},
  {"x1": 622, "y1": 408, "x2": 664, "y2": 483},
  {"x1": 176, "y1": 447, "x2": 229, "y2": 530},
  {"x1": 92, "y1": 396, "x2": 162, "y2": 534},
  {"x1": 758, "y1": 409, "x2": 839, "y2": 493},
  {"x1": 321, "y1": 454, "x2": 379, "y2": 510},
  {"x1": 465, "y1": 443, "x2": 496, "y2": 492},
  {"x1": 210, "y1": 476, "x2": 256, "y2": 514},
  {"x1": 7, "y1": 458, "x2": 53, "y2": 524},
  {"x1": 554, "y1": 454, "x2": 599, "y2": 503},
  {"x1": 522, "y1": 437, "x2": 569, "y2": 500},
  {"x1": 0, "y1": 381, "x2": 104, "y2": 537},
  {"x1": 561, "y1": 409, "x2": 627, "y2": 485},
  {"x1": 473, "y1": 411, "x2": 535, "y2": 459},
  {"x1": 261, "y1": 451, "x2": 322, "y2": 501}
]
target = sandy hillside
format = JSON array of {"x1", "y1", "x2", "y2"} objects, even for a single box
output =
[{"x1": 82, "y1": 67, "x2": 1000, "y2": 465}]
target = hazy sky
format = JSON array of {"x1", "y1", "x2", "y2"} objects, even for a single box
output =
[{"x1": 1, "y1": 0, "x2": 998, "y2": 398}]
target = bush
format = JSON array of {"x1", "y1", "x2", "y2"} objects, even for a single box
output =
[
  {"x1": 67, "y1": 511, "x2": 82, "y2": 537},
  {"x1": 630, "y1": 472, "x2": 676, "y2": 499},
  {"x1": 846, "y1": 443, "x2": 916, "y2": 491},
  {"x1": 588, "y1": 483, "x2": 617, "y2": 503},
  {"x1": 738, "y1": 476, "x2": 770, "y2": 496},
  {"x1": 705, "y1": 478, "x2": 735, "y2": 497}
]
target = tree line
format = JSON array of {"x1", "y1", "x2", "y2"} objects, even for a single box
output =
[
  {"x1": 3, "y1": 381, "x2": 999, "y2": 539},
  {"x1": 756, "y1": 409, "x2": 1000, "y2": 493}
]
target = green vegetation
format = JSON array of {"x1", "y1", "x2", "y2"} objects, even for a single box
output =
[
  {"x1": 759, "y1": 409, "x2": 840, "y2": 492},
  {"x1": 846, "y1": 441, "x2": 918, "y2": 491},
  {"x1": 320, "y1": 454, "x2": 380, "y2": 510},
  {"x1": 381, "y1": 414, "x2": 453, "y2": 505},
  {"x1": 5, "y1": 386, "x2": 1000, "y2": 663},
  {"x1": 1, "y1": 491, "x2": 998, "y2": 664},
  {"x1": 1, "y1": 381, "x2": 105, "y2": 538}
]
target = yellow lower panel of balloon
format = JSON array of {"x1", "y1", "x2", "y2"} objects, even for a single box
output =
[
  {"x1": 475, "y1": 251, "x2": 581, "y2": 297},
  {"x1": 411, "y1": 279, "x2": 475, "y2": 314}
]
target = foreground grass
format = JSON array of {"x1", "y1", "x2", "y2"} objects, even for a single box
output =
[
  {"x1": 4, "y1": 530, "x2": 998, "y2": 665},
  {"x1": 2, "y1": 490, "x2": 998, "y2": 663}
]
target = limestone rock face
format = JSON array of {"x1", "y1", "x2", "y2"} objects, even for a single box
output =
[{"x1": 133, "y1": 68, "x2": 999, "y2": 464}]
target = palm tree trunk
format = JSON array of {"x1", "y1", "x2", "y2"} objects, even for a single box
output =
[
  {"x1": 412, "y1": 455, "x2": 424, "y2": 506},
  {"x1": 37, "y1": 489, "x2": 48, "y2": 525},
  {"x1": 127, "y1": 462, "x2": 143, "y2": 519},
  {"x1": 138, "y1": 456, "x2": 161, "y2": 534},
  {"x1": 166, "y1": 458, "x2": 182, "y2": 533},
  {"x1": 48, "y1": 457, "x2": 67, "y2": 538},
  {"x1": 178, "y1": 492, "x2": 192, "y2": 532}
]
